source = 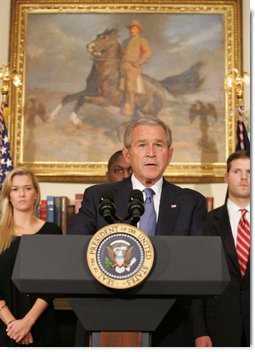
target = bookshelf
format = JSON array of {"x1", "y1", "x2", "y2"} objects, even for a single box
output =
[
  {"x1": 40, "y1": 182, "x2": 227, "y2": 209},
  {"x1": 39, "y1": 194, "x2": 83, "y2": 235}
]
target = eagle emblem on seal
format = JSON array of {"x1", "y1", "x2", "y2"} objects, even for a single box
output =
[{"x1": 105, "y1": 239, "x2": 137, "y2": 273}]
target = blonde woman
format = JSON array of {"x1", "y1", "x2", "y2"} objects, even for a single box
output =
[{"x1": 0, "y1": 167, "x2": 62, "y2": 346}]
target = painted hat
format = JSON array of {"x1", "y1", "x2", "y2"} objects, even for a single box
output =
[{"x1": 127, "y1": 19, "x2": 144, "y2": 32}]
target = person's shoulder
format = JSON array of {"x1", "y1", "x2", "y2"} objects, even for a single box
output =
[
  {"x1": 208, "y1": 204, "x2": 227, "y2": 218},
  {"x1": 164, "y1": 181, "x2": 205, "y2": 200},
  {"x1": 85, "y1": 182, "x2": 113, "y2": 195},
  {"x1": 87, "y1": 178, "x2": 130, "y2": 190},
  {"x1": 163, "y1": 181, "x2": 180, "y2": 194},
  {"x1": 83, "y1": 179, "x2": 131, "y2": 204},
  {"x1": 84, "y1": 181, "x2": 128, "y2": 201},
  {"x1": 182, "y1": 187, "x2": 205, "y2": 199},
  {"x1": 139, "y1": 36, "x2": 149, "y2": 44},
  {"x1": 112, "y1": 177, "x2": 131, "y2": 188}
]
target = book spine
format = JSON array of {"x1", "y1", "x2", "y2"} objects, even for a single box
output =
[
  {"x1": 40, "y1": 200, "x2": 47, "y2": 221},
  {"x1": 61, "y1": 196, "x2": 69, "y2": 235},
  {"x1": 46, "y1": 195, "x2": 55, "y2": 223},
  {"x1": 54, "y1": 196, "x2": 61, "y2": 227},
  {"x1": 67, "y1": 204, "x2": 75, "y2": 231}
]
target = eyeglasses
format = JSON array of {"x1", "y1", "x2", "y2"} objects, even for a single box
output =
[{"x1": 112, "y1": 167, "x2": 132, "y2": 175}]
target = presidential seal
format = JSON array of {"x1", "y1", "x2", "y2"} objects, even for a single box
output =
[{"x1": 87, "y1": 223, "x2": 154, "y2": 289}]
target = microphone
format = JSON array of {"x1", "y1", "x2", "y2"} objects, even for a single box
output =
[
  {"x1": 98, "y1": 192, "x2": 117, "y2": 224},
  {"x1": 128, "y1": 189, "x2": 144, "y2": 226}
]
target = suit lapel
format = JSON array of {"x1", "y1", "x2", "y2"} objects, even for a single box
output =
[
  {"x1": 213, "y1": 206, "x2": 240, "y2": 272},
  {"x1": 155, "y1": 180, "x2": 181, "y2": 236},
  {"x1": 113, "y1": 178, "x2": 181, "y2": 233}
]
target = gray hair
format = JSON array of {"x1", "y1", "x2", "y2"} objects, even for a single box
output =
[{"x1": 123, "y1": 117, "x2": 172, "y2": 148}]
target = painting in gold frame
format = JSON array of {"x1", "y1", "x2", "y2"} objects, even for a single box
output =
[{"x1": 9, "y1": 0, "x2": 242, "y2": 183}]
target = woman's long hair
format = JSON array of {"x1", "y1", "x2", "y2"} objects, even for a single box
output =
[{"x1": 0, "y1": 167, "x2": 41, "y2": 253}]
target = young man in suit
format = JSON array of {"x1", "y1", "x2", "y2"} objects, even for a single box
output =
[
  {"x1": 193, "y1": 150, "x2": 250, "y2": 347},
  {"x1": 69, "y1": 116, "x2": 207, "y2": 346}
]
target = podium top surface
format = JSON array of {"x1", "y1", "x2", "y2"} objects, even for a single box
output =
[{"x1": 12, "y1": 235, "x2": 230, "y2": 296}]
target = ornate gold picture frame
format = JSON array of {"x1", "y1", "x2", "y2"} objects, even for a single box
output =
[{"x1": 9, "y1": 0, "x2": 242, "y2": 183}]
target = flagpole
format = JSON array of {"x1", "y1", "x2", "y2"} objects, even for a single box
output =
[
  {"x1": 0, "y1": 64, "x2": 22, "y2": 126},
  {"x1": 224, "y1": 68, "x2": 250, "y2": 150}
]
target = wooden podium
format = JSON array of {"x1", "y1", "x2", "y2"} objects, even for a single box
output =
[{"x1": 12, "y1": 235, "x2": 230, "y2": 347}]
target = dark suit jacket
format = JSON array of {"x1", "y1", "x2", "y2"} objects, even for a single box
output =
[
  {"x1": 69, "y1": 177, "x2": 207, "y2": 346},
  {"x1": 69, "y1": 177, "x2": 207, "y2": 237},
  {"x1": 193, "y1": 205, "x2": 250, "y2": 346}
]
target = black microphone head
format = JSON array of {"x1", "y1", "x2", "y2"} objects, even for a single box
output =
[
  {"x1": 129, "y1": 189, "x2": 144, "y2": 202},
  {"x1": 98, "y1": 191, "x2": 116, "y2": 224},
  {"x1": 128, "y1": 189, "x2": 144, "y2": 225}
]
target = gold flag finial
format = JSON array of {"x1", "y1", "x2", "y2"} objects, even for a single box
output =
[
  {"x1": 0, "y1": 64, "x2": 22, "y2": 105},
  {"x1": 224, "y1": 68, "x2": 250, "y2": 107}
]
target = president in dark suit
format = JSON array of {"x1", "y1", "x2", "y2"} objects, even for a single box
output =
[
  {"x1": 193, "y1": 150, "x2": 250, "y2": 347},
  {"x1": 69, "y1": 116, "x2": 207, "y2": 346}
]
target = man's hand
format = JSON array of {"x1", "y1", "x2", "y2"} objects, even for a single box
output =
[{"x1": 195, "y1": 336, "x2": 213, "y2": 347}]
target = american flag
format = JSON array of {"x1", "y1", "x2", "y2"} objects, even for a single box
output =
[
  {"x1": 0, "y1": 103, "x2": 13, "y2": 191},
  {"x1": 235, "y1": 106, "x2": 250, "y2": 151}
]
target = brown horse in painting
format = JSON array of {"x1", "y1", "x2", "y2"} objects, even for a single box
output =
[{"x1": 50, "y1": 28, "x2": 204, "y2": 126}]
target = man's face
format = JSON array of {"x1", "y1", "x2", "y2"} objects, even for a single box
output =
[
  {"x1": 129, "y1": 26, "x2": 140, "y2": 37},
  {"x1": 106, "y1": 155, "x2": 132, "y2": 183},
  {"x1": 123, "y1": 125, "x2": 173, "y2": 187},
  {"x1": 224, "y1": 158, "x2": 250, "y2": 202}
]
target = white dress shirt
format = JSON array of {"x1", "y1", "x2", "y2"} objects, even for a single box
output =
[{"x1": 131, "y1": 174, "x2": 163, "y2": 220}]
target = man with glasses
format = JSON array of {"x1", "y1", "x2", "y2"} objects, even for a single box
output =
[{"x1": 106, "y1": 150, "x2": 132, "y2": 183}]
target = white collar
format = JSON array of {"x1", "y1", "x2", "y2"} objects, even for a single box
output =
[
  {"x1": 227, "y1": 198, "x2": 250, "y2": 213},
  {"x1": 131, "y1": 174, "x2": 163, "y2": 196}
]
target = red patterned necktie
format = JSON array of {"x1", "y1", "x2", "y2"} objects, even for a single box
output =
[{"x1": 236, "y1": 209, "x2": 250, "y2": 277}]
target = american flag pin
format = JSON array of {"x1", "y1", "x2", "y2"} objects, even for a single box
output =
[{"x1": 171, "y1": 204, "x2": 177, "y2": 208}]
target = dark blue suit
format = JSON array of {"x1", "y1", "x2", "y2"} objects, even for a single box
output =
[
  {"x1": 69, "y1": 177, "x2": 207, "y2": 346},
  {"x1": 69, "y1": 177, "x2": 206, "y2": 237},
  {"x1": 193, "y1": 205, "x2": 250, "y2": 346}
]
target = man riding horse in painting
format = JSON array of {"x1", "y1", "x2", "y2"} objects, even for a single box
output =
[
  {"x1": 120, "y1": 19, "x2": 152, "y2": 116},
  {"x1": 49, "y1": 23, "x2": 204, "y2": 127}
]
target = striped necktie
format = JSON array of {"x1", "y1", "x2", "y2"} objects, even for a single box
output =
[
  {"x1": 236, "y1": 209, "x2": 250, "y2": 277},
  {"x1": 139, "y1": 188, "x2": 156, "y2": 236}
]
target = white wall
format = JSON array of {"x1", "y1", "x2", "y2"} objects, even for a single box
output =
[
  {"x1": 0, "y1": 0, "x2": 11, "y2": 65},
  {"x1": 0, "y1": 0, "x2": 250, "y2": 208}
]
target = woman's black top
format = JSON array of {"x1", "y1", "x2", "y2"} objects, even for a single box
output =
[{"x1": 0, "y1": 222, "x2": 62, "y2": 347}]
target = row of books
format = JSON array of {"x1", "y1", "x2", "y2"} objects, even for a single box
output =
[{"x1": 38, "y1": 194, "x2": 83, "y2": 234}]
